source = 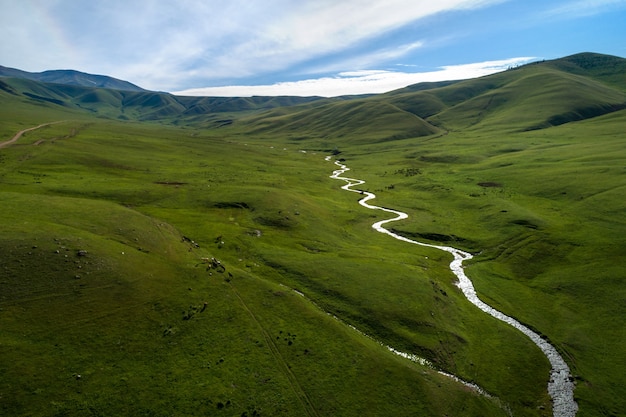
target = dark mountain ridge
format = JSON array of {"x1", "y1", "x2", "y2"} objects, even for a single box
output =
[
  {"x1": 0, "y1": 75, "x2": 335, "y2": 123},
  {"x1": 0, "y1": 65, "x2": 146, "y2": 92}
]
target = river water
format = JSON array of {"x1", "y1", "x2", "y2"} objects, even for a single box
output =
[{"x1": 327, "y1": 157, "x2": 578, "y2": 417}]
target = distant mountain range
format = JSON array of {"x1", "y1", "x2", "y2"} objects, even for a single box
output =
[
  {"x1": 0, "y1": 65, "x2": 146, "y2": 92},
  {"x1": 1, "y1": 52, "x2": 625, "y2": 136}
]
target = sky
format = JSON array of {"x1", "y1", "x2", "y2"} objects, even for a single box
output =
[{"x1": 1, "y1": 0, "x2": 625, "y2": 97}]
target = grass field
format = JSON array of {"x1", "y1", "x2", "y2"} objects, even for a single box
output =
[{"x1": 1, "y1": 53, "x2": 624, "y2": 416}]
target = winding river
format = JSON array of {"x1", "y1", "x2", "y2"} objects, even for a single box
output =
[{"x1": 326, "y1": 157, "x2": 578, "y2": 417}]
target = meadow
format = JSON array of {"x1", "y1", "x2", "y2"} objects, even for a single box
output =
[{"x1": 1, "y1": 53, "x2": 624, "y2": 416}]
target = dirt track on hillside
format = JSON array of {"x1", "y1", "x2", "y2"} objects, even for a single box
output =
[{"x1": 0, "y1": 122, "x2": 61, "y2": 149}]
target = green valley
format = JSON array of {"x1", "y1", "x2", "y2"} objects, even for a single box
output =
[{"x1": 0, "y1": 52, "x2": 624, "y2": 417}]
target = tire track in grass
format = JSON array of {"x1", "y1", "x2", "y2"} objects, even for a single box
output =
[
  {"x1": 228, "y1": 283, "x2": 320, "y2": 417},
  {"x1": 326, "y1": 156, "x2": 578, "y2": 417}
]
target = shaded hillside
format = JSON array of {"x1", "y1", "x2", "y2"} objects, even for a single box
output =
[
  {"x1": 0, "y1": 65, "x2": 146, "y2": 92},
  {"x1": 176, "y1": 95, "x2": 325, "y2": 115},
  {"x1": 0, "y1": 74, "x2": 436, "y2": 140},
  {"x1": 237, "y1": 52, "x2": 625, "y2": 139},
  {"x1": 242, "y1": 99, "x2": 442, "y2": 143},
  {"x1": 382, "y1": 52, "x2": 626, "y2": 132},
  {"x1": 426, "y1": 67, "x2": 626, "y2": 131},
  {"x1": 0, "y1": 76, "x2": 330, "y2": 122}
]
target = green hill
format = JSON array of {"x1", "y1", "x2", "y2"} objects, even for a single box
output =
[
  {"x1": 232, "y1": 52, "x2": 626, "y2": 141},
  {"x1": 546, "y1": 52, "x2": 626, "y2": 91},
  {"x1": 425, "y1": 66, "x2": 626, "y2": 131},
  {"x1": 0, "y1": 76, "x2": 331, "y2": 122},
  {"x1": 242, "y1": 99, "x2": 442, "y2": 143},
  {"x1": 380, "y1": 53, "x2": 626, "y2": 132}
]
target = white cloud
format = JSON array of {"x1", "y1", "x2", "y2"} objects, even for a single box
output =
[
  {"x1": 197, "y1": 0, "x2": 503, "y2": 78},
  {"x1": 541, "y1": 0, "x2": 626, "y2": 18},
  {"x1": 172, "y1": 57, "x2": 535, "y2": 97},
  {"x1": 305, "y1": 41, "x2": 427, "y2": 76},
  {"x1": 0, "y1": 0, "x2": 507, "y2": 90}
]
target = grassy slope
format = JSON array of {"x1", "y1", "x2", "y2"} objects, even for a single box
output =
[
  {"x1": 546, "y1": 52, "x2": 626, "y2": 91},
  {"x1": 427, "y1": 67, "x2": 625, "y2": 132},
  {"x1": 232, "y1": 54, "x2": 626, "y2": 415},
  {"x1": 323, "y1": 110, "x2": 626, "y2": 417},
  {"x1": 0, "y1": 77, "x2": 331, "y2": 123},
  {"x1": 241, "y1": 99, "x2": 441, "y2": 143},
  {"x1": 0, "y1": 114, "x2": 508, "y2": 416},
  {"x1": 375, "y1": 60, "x2": 626, "y2": 135}
]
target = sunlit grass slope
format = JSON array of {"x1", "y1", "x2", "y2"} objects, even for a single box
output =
[
  {"x1": 379, "y1": 54, "x2": 626, "y2": 133},
  {"x1": 425, "y1": 67, "x2": 626, "y2": 131},
  {"x1": 231, "y1": 53, "x2": 626, "y2": 145},
  {"x1": 324, "y1": 108, "x2": 626, "y2": 417},
  {"x1": 1, "y1": 120, "x2": 512, "y2": 416},
  {"x1": 242, "y1": 99, "x2": 441, "y2": 143},
  {"x1": 545, "y1": 52, "x2": 626, "y2": 91},
  {"x1": 215, "y1": 53, "x2": 626, "y2": 416}
]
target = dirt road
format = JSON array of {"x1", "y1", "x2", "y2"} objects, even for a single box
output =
[{"x1": 0, "y1": 122, "x2": 61, "y2": 149}]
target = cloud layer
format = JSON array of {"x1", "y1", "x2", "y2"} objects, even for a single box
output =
[
  {"x1": 0, "y1": 0, "x2": 505, "y2": 90},
  {"x1": 173, "y1": 57, "x2": 534, "y2": 97}
]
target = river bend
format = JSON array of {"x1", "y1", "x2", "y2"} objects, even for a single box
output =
[{"x1": 327, "y1": 157, "x2": 578, "y2": 417}]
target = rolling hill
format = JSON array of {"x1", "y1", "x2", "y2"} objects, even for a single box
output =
[
  {"x1": 0, "y1": 75, "x2": 333, "y2": 124},
  {"x1": 238, "y1": 52, "x2": 626, "y2": 140},
  {"x1": 2, "y1": 52, "x2": 624, "y2": 137}
]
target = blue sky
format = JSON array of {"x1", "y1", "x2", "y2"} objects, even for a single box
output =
[{"x1": 1, "y1": 0, "x2": 625, "y2": 96}]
